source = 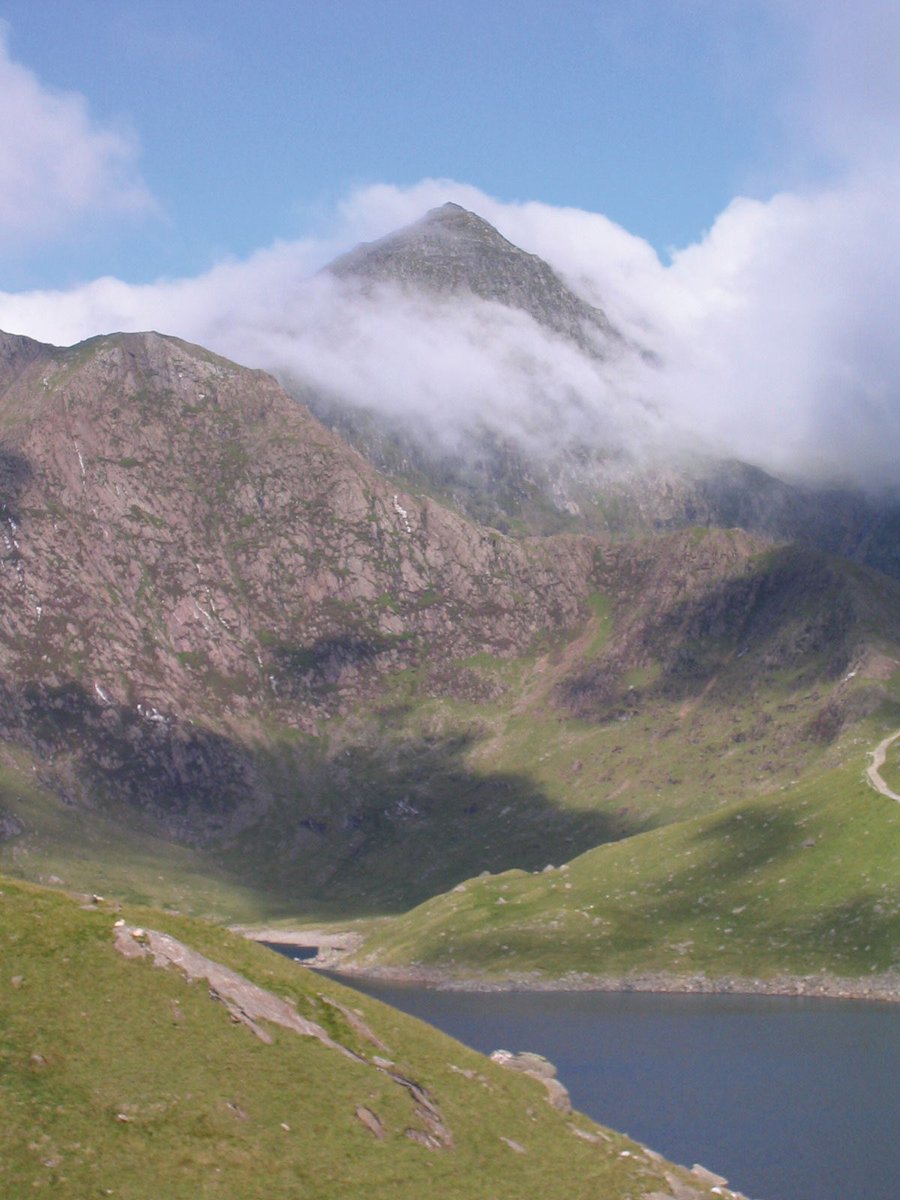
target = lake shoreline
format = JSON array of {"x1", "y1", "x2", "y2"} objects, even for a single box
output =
[
  {"x1": 243, "y1": 928, "x2": 900, "y2": 1002},
  {"x1": 331, "y1": 975, "x2": 899, "y2": 1200},
  {"x1": 315, "y1": 961, "x2": 900, "y2": 1003}
]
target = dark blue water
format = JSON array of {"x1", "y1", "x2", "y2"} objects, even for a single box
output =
[
  {"x1": 331, "y1": 980, "x2": 899, "y2": 1200},
  {"x1": 260, "y1": 941, "x2": 318, "y2": 961}
]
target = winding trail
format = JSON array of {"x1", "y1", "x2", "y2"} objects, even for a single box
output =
[{"x1": 865, "y1": 729, "x2": 900, "y2": 801}]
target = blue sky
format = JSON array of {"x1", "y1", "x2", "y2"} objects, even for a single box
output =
[
  {"x1": 0, "y1": 2, "x2": 897, "y2": 490},
  {"x1": 0, "y1": 0, "x2": 808, "y2": 288}
]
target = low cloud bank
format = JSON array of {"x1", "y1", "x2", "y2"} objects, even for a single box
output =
[
  {"x1": 0, "y1": 2, "x2": 897, "y2": 493},
  {"x1": 2, "y1": 167, "x2": 897, "y2": 493}
]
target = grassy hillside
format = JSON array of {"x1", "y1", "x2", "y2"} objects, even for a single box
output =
[
  {"x1": 349, "y1": 748, "x2": 900, "y2": 983},
  {"x1": 3, "y1": 556, "x2": 899, "y2": 930},
  {"x1": 0, "y1": 877, "x2": 732, "y2": 1200}
]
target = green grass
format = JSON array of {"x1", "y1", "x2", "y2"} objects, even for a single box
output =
[
  {"x1": 583, "y1": 591, "x2": 614, "y2": 658},
  {"x1": 879, "y1": 737, "x2": 900, "y2": 794},
  {"x1": 352, "y1": 752, "x2": 900, "y2": 981},
  {"x1": 0, "y1": 877, "x2": 720, "y2": 1200}
]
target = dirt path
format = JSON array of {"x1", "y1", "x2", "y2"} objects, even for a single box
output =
[{"x1": 866, "y1": 729, "x2": 900, "y2": 801}]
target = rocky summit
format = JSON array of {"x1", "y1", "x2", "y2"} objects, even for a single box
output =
[
  {"x1": 305, "y1": 205, "x2": 900, "y2": 574},
  {"x1": 327, "y1": 201, "x2": 620, "y2": 353}
]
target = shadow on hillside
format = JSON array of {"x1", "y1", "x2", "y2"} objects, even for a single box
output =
[
  {"x1": 602, "y1": 803, "x2": 892, "y2": 970},
  {"x1": 0, "y1": 447, "x2": 33, "y2": 528},
  {"x1": 227, "y1": 722, "x2": 639, "y2": 914},
  {"x1": 590, "y1": 806, "x2": 810, "y2": 959},
  {"x1": 560, "y1": 546, "x2": 861, "y2": 720},
  {"x1": 0, "y1": 679, "x2": 255, "y2": 835},
  {"x1": 0, "y1": 675, "x2": 635, "y2": 916}
]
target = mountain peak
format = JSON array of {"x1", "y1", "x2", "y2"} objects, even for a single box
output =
[
  {"x1": 418, "y1": 200, "x2": 505, "y2": 235},
  {"x1": 423, "y1": 200, "x2": 468, "y2": 218},
  {"x1": 325, "y1": 204, "x2": 618, "y2": 351}
]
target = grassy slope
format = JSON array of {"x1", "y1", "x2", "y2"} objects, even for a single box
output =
[
  {"x1": 218, "y1": 564, "x2": 900, "y2": 918},
  {"x1": 0, "y1": 877, "x2": 723, "y2": 1200},
  {"x1": 0, "y1": 659, "x2": 870, "y2": 924},
  {"x1": 351, "y1": 748, "x2": 900, "y2": 981},
  {"x1": 2, "y1": 533, "x2": 898, "y2": 1001},
  {"x1": 2, "y1": 623, "x2": 897, "y2": 934}
]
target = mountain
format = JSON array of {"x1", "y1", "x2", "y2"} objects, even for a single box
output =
[
  {"x1": 0, "y1": 322, "x2": 896, "y2": 984},
  {"x1": 0, "y1": 328, "x2": 593, "y2": 721},
  {"x1": 0, "y1": 328, "x2": 612, "y2": 909},
  {"x1": 299, "y1": 204, "x2": 900, "y2": 574},
  {"x1": 326, "y1": 201, "x2": 620, "y2": 353},
  {"x1": 297, "y1": 202, "x2": 636, "y2": 536}
]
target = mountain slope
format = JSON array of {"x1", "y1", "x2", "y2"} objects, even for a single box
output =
[
  {"x1": 0, "y1": 324, "x2": 897, "y2": 954},
  {"x1": 0, "y1": 328, "x2": 612, "y2": 911},
  {"x1": 1, "y1": 876, "x2": 737, "y2": 1200},
  {"x1": 300, "y1": 205, "x2": 900, "y2": 573},
  {"x1": 347, "y1": 755, "x2": 900, "y2": 987},
  {"x1": 327, "y1": 201, "x2": 620, "y2": 353},
  {"x1": 0, "y1": 327, "x2": 593, "y2": 779}
]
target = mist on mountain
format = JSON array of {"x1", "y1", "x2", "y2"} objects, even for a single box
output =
[{"x1": 0, "y1": 170, "x2": 897, "y2": 496}]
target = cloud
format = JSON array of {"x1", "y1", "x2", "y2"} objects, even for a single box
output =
[
  {"x1": 655, "y1": 173, "x2": 900, "y2": 486},
  {"x1": 0, "y1": 166, "x2": 898, "y2": 492},
  {"x1": 0, "y1": 27, "x2": 154, "y2": 243},
  {"x1": 0, "y1": 1, "x2": 898, "y2": 492},
  {"x1": 237, "y1": 276, "x2": 656, "y2": 464}
]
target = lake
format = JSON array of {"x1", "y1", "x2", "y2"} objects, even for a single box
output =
[{"x1": 315, "y1": 970, "x2": 898, "y2": 1200}]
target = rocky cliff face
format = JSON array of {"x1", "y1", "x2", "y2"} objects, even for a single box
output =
[
  {"x1": 0, "y1": 330, "x2": 598, "y2": 702},
  {"x1": 0, "y1": 329, "x2": 597, "y2": 841}
]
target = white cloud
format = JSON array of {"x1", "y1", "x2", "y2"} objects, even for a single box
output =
[
  {"x1": 0, "y1": 0, "x2": 898, "y2": 492},
  {"x1": 655, "y1": 171, "x2": 900, "y2": 485},
  {"x1": 0, "y1": 166, "x2": 898, "y2": 491},
  {"x1": 0, "y1": 28, "x2": 154, "y2": 243}
]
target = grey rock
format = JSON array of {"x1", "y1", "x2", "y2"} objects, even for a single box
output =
[
  {"x1": 327, "y1": 202, "x2": 620, "y2": 355},
  {"x1": 355, "y1": 1106, "x2": 385, "y2": 1140},
  {"x1": 490, "y1": 1049, "x2": 572, "y2": 1113},
  {"x1": 692, "y1": 1163, "x2": 729, "y2": 1187}
]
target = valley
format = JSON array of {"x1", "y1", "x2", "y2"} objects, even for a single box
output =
[
  {"x1": 0, "y1": 212, "x2": 897, "y2": 991},
  {"x1": 0, "y1": 206, "x2": 896, "y2": 1200},
  {"x1": 2, "y1": 10, "x2": 898, "y2": 1199}
]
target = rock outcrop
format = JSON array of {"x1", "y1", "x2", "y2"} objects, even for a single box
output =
[{"x1": 490, "y1": 1049, "x2": 572, "y2": 1113}]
